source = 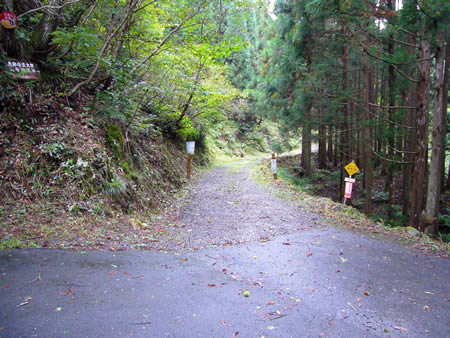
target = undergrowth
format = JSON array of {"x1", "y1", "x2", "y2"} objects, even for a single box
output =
[{"x1": 251, "y1": 159, "x2": 450, "y2": 257}]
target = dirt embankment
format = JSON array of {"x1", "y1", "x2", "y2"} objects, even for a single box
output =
[{"x1": 0, "y1": 95, "x2": 189, "y2": 250}]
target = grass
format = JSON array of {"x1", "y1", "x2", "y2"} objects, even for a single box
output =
[
  {"x1": 277, "y1": 168, "x2": 314, "y2": 193},
  {"x1": 250, "y1": 159, "x2": 450, "y2": 257}
]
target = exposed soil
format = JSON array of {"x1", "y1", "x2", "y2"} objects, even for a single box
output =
[{"x1": 0, "y1": 94, "x2": 189, "y2": 251}]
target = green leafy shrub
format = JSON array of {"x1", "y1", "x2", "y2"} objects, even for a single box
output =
[
  {"x1": 177, "y1": 116, "x2": 201, "y2": 141},
  {"x1": 104, "y1": 177, "x2": 127, "y2": 196}
]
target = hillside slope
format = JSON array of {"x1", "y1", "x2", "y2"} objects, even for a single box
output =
[
  {"x1": 0, "y1": 88, "x2": 282, "y2": 250},
  {"x1": 1, "y1": 92, "x2": 196, "y2": 250}
]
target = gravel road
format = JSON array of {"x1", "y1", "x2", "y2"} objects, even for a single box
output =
[
  {"x1": 1, "y1": 159, "x2": 449, "y2": 336},
  {"x1": 173, "y1": 160, "x2": 321, "y2": 249}
]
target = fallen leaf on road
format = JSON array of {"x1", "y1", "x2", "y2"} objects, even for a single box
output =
[
  {"x1": 393, "y1": 326, "x2": 408, "y2": 332},
  {"x1": 364, "y1": 291, "x2": 370, "y2": 296},
  {"x1": 282, "y1": 242, "x2": 291, "y2": 245},
  {"x1": 207, "y1": 284, "x2": 216, "y2": 287},
  {"x1": 220, "y1": 320, "x2": 230, "y2": 327},
  {"x1": 340, "y1": 257, "x2": 348, "y2": 263},
  {"x1": 267, "y1": 301, "x2": 275, "y2": 305},
  {"x1": 336, "y1": 270, "x2": 341, "y2": 273},
  {"x1": 233, "y1": 332, "x2": 239, "y2": 337},
  {"x1": 267, "y1": 326, "x2": 277, "y2": 330},
  {"x1": 108, "y1": 270, "x2": 117, "y2": 274},
  {"x1": 306, "y1": 252, "x2": 313, "y2": 257},
  {"x1": 295, "y1": 298, "x2": 302, "y2": 302},
  {"x1": 357, "y1": 297, "x2": 361, "y2": 302},
  {"x1": 1, "y1": 285, "x2": 10, "y2": 289},
  {"x1": 423, "y1": 305, "x2": 430, "y2": 311}
]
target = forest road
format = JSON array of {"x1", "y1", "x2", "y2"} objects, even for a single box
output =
[{"x1": 1, "y1": 159, "x2": 449, "y2": 337}]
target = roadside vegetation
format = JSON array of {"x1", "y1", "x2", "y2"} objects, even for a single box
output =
[
  {"x1": 1, "y1": 0, "x2": 448, "y2": 249},
  {"x1": 252, "y1": 157, "x2": 450, "y2": 257}
]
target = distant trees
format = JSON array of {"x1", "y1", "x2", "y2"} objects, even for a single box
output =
[
  {"x1": 1, "y1": 0, "x2": 255, "y2": 138},
  {"x1": 253, "y1": 0, "x2": 448, "y2": 233}
]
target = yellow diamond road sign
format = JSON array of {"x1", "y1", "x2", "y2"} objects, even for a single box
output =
[{"x1": 345, "y1": 161, "x2": 359, "y2": 176}]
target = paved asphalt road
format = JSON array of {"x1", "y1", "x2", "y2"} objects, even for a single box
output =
[{"x1": 1, "y1": 226, "x2": 449, "y2": 337}]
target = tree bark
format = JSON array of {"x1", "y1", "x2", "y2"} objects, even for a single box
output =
[
  {"x1": 301, "y1": 102, "x2": 312, "y2": 177},
  {"x1": 363, "y1": 53, "x2": 373, "y2": 215},
  {"x1": 424, "y1": 30, "x2": 445, "y2": 235},
  {"x1": 401, "y1": 34, "x2": 417, "y2": 217},
  {"x1": 441, "y1": 29, "x2": 449, "y2": 192},
  {"x1": 409, "y1": 39, "x2": 431, "y2": 230},
  {"x1": 318, "y1": 109, "x2": 327, "y2": 169},
  {"x1": 385, "y1": 1, "x2": 395, "y2": 222},
  {"x1": 32, "y1": 0, "x2": 62, "y2": 57},
  {"x1": 327, "y1": 125, "x2": 333, "y2": 163},
  {"x1": 0, "y1": 0, "x2": 21, "y2": 58},
  {"x1": 342, "y1": 42, "x2": 350, "y2": 165}
]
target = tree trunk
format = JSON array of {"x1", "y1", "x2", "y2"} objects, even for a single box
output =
[
  {"x1": 424, "y1": 31, "x2": 445, "y2": 235},
  {"x1": 402, "y1": 34, "x2": 417, "y2": 217},
  {"x1": 342, "y1": 42, "x2": 350, "y2": 165},
  {"x1": 301, "y1": 102, "x2": 312, "y2": 177},
  {"x1": 363, "y1": 53, "x2": 373, "y2": 215},
  {"x1": 32, "y1": 0, "x2": 62, "y2": 57},
  {"x1": 327, "y1": 125, "x2": 333, "y2": 163},
  {"x1": 409, "y1": 39, "x2": 431, "y2": 230},
  {"x1": 0, "y1": 0, "x2": 21, "y2": 58},
  {"x1": 334, "y1": 125, "x2": 338, "y2": 167},
  {"x1": 385, "y1": 1, "x2": 395, "y2": 222},
  {"x1": 441, "y1": 29, "x2": 449, "y2": 192},
  {"x1": 318, "y1": 110, "x2": 327, "y2": 169}
]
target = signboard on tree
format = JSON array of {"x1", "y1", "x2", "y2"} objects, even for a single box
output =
[
  {"x1": 5, "y1": 60, "x2": 40, "y2": 80},
  {"x1": 0, "y1": 11, "x2": 18, "y2": 29}
]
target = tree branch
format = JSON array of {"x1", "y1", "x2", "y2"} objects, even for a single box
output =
[
  {"x1": 68, "y1": 0, "x2": 140, "y2": 97},
  {"x1": 18, "y1": 0, "x2": 81, "y2": 18},
  {"x1": 347, "y1": 27, "x2": 420, "y2": 83},
  {"x1": 129, "y1": 4, "x2": 206, "y2": 77}
]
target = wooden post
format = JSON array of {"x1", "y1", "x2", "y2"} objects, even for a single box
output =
[
  {"x1": 272, "y1": 153, "x2": 277, "y2": 180},
  {"x1": 187, "y1": 153, "x2": 192, "y2": 179}
]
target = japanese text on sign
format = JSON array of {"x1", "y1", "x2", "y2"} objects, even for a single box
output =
[
  {"x1": 0, "y1": 11, "x2": 18, "y2": 29},
  {"x1": 5, "y1": 60, "x2": 40, "y2": 80},
  {"x1": 344, "y1": 161, "x2": 359, "y2": 176}
]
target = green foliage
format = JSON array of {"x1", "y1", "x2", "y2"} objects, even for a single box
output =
[
  {"x1": 104, "y1": 177, "x2": 127, "y2": 197},
  {"x1": 177, "y1": 116, "x2": 201, "y2": 142},
  {"x1": 0, "y1": 235, "x2": 38, "y2": 250},
  {"x1": 278, "y1": 168, "x2": 314, "y2": 193},
  {"x1": 39, "y1": 141, "x2": 73, "y2": 162},
  {"x1": 104, "y1": 123, "x2": 124, "y2": 158}
]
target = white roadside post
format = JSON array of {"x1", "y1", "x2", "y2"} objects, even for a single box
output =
[
  {"x1": 271, "y1": 153, "x2": 277, "y2": 180},
  {"x1": 186, "y1": 141, "x2": 195, "y2": 179}
]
